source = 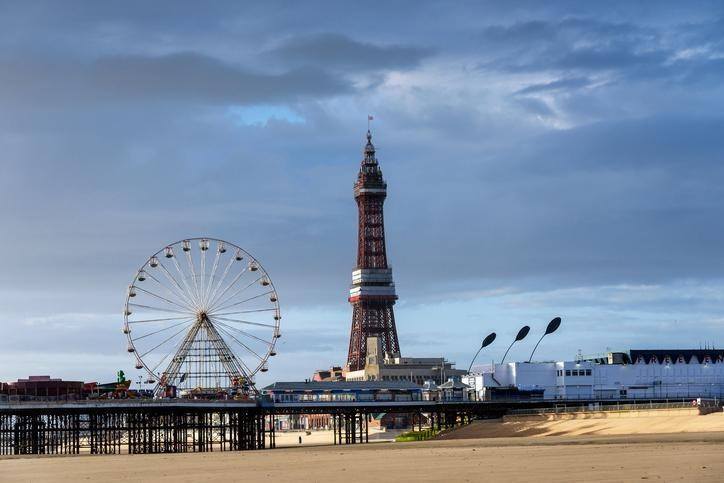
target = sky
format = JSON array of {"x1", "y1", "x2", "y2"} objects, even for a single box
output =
[{"x1": 1, "y1": 1, "x2": 724, "y2": 387}]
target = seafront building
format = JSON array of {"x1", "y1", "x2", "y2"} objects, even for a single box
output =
[
  {"x1": 465, "y1": 349, "x2": 724, "y2": 400},
  {"x1": 0, "y1": 376, "x2": 84, "y2": 399},
  {"x1": 262, "y1": 380, "x2": 423, "y2": 404},
  {"x1": 344, "y1": 337, "x2": 467, "y2": 385}
]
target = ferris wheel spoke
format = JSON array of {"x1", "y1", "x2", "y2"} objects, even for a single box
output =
[
  {"x1": 139, "y1": 322, "x2": 197, "y2": 359},
  {"x1": 233, "y1": 360, "x2": 255, "y2": 382},
  {"x1": 150, "y1": 353, "x2": 172, "y2": 375},
  {"x1": 203, "y1": 248, "x2": 222, "y2": 306},
  {"x1": 212, "y1": 315, "x2": 276, "y2": 329},
  {"x1": 129, "y1": 303, "x2": 195, "y2": 316},
  {"x1": 210, "y1": 276, "x2": 264, "y2": 313},
  {"x1": 212, "y1": 319, "x2": 273, "y2": 346},
  {"x1": 132, "y1": 318, "x2": 195, "y2": 341},
  {"x1": 215, "y1": 324, "x2": 266, "y2": 362},
  {"x1": 129, "y1": 315, "x2": 192, "y2": 324},
  {"x1": 150, "y1": 325, "x2": 194, "y2": 374},
  {"x1": 207, "y1": 265, "x2": 249, "y2": 310},
  {"x1": 133, "y1": 286, "x2": 192, "y2": 312},
  {"x1": 203, "y1": 323, "x2": 247, "y2": 378},
  {"x1": 144, "y1": 271, "x2": 197, "y2": 312},
  {"x1": 157, "y1": 261, "x2": 199, "y2": 311},
  {"x1": 183, "y1": 249, "x2": 203, "y2": 308},
  {"x1": 211, "y1": 326, "x2": 255, "y2": 375},
  {"x1": 128, "y1": 317, "x2": 192, "y2": 324},
  {"x1": 200, "y1": 242, "x2": 208, "y2": 304},
  {"x1": 206, "y1": 256, "x2": 235, "y2": 311},
  {"x1": 210, "y1": 308, "x2": 276, "y2": 317},
  {"x1": 168, "y1": 257, "x2": 200, "y2": 310},
  {"x1": 211, "y1": 289, "x2": 273, "y2": 314}
]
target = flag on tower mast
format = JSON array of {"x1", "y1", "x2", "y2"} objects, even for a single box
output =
[{"x1": 367, "y1": 115, "x2": 374, "y2": 130}]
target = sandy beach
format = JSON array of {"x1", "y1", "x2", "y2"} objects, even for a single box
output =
[
  {"x1": 439, "y1": 408, "x2": 724, "y2": 439},
  {"x1": 1, "y1": 433, "x2": 723, "y2": 482},
  {"x1": 2, "y1": 411, "x2": 724, "y2": 483}
]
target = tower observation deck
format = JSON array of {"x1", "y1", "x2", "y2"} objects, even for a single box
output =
[{"x1": 346, "y1": 130, "x2": 401, "y2": 371}]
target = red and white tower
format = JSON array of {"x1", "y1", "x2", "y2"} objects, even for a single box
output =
[{"x1": 346, "y1": 130, "x2": 401, "y2": 371}]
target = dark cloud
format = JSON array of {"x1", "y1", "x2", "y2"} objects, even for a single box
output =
[
  {"x1": 269, "y1": 33, "x2": 432, "y2": 72},
  {"x1": 0, "y1": 52, "x2": 350, "y2": 106},
  {"x1": 388, "y1": 115, "x2": 724, "y2": 297}
]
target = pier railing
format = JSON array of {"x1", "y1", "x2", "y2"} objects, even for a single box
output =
[{"x1": 508, "y1": 398, "x2": 720, "y2": 416}]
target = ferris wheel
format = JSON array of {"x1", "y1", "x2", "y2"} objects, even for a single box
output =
[{"x1": 123, "y1": 238, "x2": 281, "y2": 395}]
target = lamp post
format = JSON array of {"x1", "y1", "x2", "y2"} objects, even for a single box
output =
[
  {"x1": 528, "y1": 317, "x2": 562, "y2": 363},
  {"x1": 468, "y1": 332, "x2": 497, "y2": 373},
  {"x1": 501, "y1": 325, "x2": 530, "y2": 364}
]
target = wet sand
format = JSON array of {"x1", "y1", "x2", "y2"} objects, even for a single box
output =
[{"x1": 2, "y1": 432, "x2": 723, "y2": 482}]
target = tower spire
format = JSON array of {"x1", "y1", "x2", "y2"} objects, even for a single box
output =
[{"x1": 346, "y1": 129, "x2": 400, "y2": 371}]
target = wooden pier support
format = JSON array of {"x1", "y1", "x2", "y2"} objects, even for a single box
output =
[{"x1": 0, "y1": 406, "x2": 265, "y2": 455}]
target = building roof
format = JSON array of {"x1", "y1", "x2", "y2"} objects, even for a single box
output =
[
  {"x1": 262, "y1": 380, "x2": 420, "y2": 392},
  {"x1": 438, "y1": 380, "x2": 470, "y2": 390}
]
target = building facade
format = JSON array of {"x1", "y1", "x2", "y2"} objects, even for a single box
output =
[
  {"x1": 0, "y1": 376, "x2": 84, "y2": 400},
  {"x1": 465, "y1": 349, "x2": 724, "y2": 401},
  {"x1": 345, "y1": 337, "x2": 467, "y2": 385},
  {"x1": 261, "y1": 380, "x2": 422, "y2": 404}
]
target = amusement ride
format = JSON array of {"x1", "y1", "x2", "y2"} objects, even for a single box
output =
[{"x1": 123, "y1": 238, "x2": 281, "y2": 397}]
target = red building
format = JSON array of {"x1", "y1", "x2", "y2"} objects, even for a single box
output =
[{"x1": 1, "y1": 376, "x2": 84, "y2": 399}]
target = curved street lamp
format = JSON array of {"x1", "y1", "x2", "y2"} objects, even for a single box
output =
[
  {"x1": 467, "y1": 332, "x2": 497, "y2": 373},
  {"x1": 528, "y1": 317, "x2": 562, "y2": 362},
  {"x1": 501, "y1": 325, "x2": 530, "y2": 364}
]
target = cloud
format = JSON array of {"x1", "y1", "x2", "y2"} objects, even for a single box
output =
[
  {"x1": 478, "y1": 16, "x2": 724, "y2": 92},
  {"x1": 0, "y1": 52, "x2": 351, "y2": 107},
  {"x1": 515, "y1": 76, "x2": 591, "y2": 95},
  {"x1": 513, "y1": 96, "x2": 556, "y2": 117},
  {"x1": 1, "y1": 3, "x2": 724, "y2": 382},
  {"x1": 269, "y1": 33, "x2": 432, "y2": 72}
]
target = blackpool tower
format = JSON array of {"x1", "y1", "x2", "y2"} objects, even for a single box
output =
[{"x1": 346, "y1": 130, "x2": 401, "y2": 371}]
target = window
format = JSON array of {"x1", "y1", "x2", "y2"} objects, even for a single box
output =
[
  {"x1": 572, "y1": 370, "x2": 579, "y2": 376},
  {"x1": 565, "y1": 370, "x2": 571, "y2": 376},
  {"x1": 585, "y1": 369, "x2": 592, "y2": 376}
]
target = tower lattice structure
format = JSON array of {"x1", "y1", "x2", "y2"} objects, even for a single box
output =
[{"x1": 346, "y1": 130, "x2": 400, "y2": 371}]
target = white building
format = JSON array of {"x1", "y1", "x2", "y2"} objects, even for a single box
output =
[{"x1": 464, "y1": 349, "x2": 724, "y2": 401}]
